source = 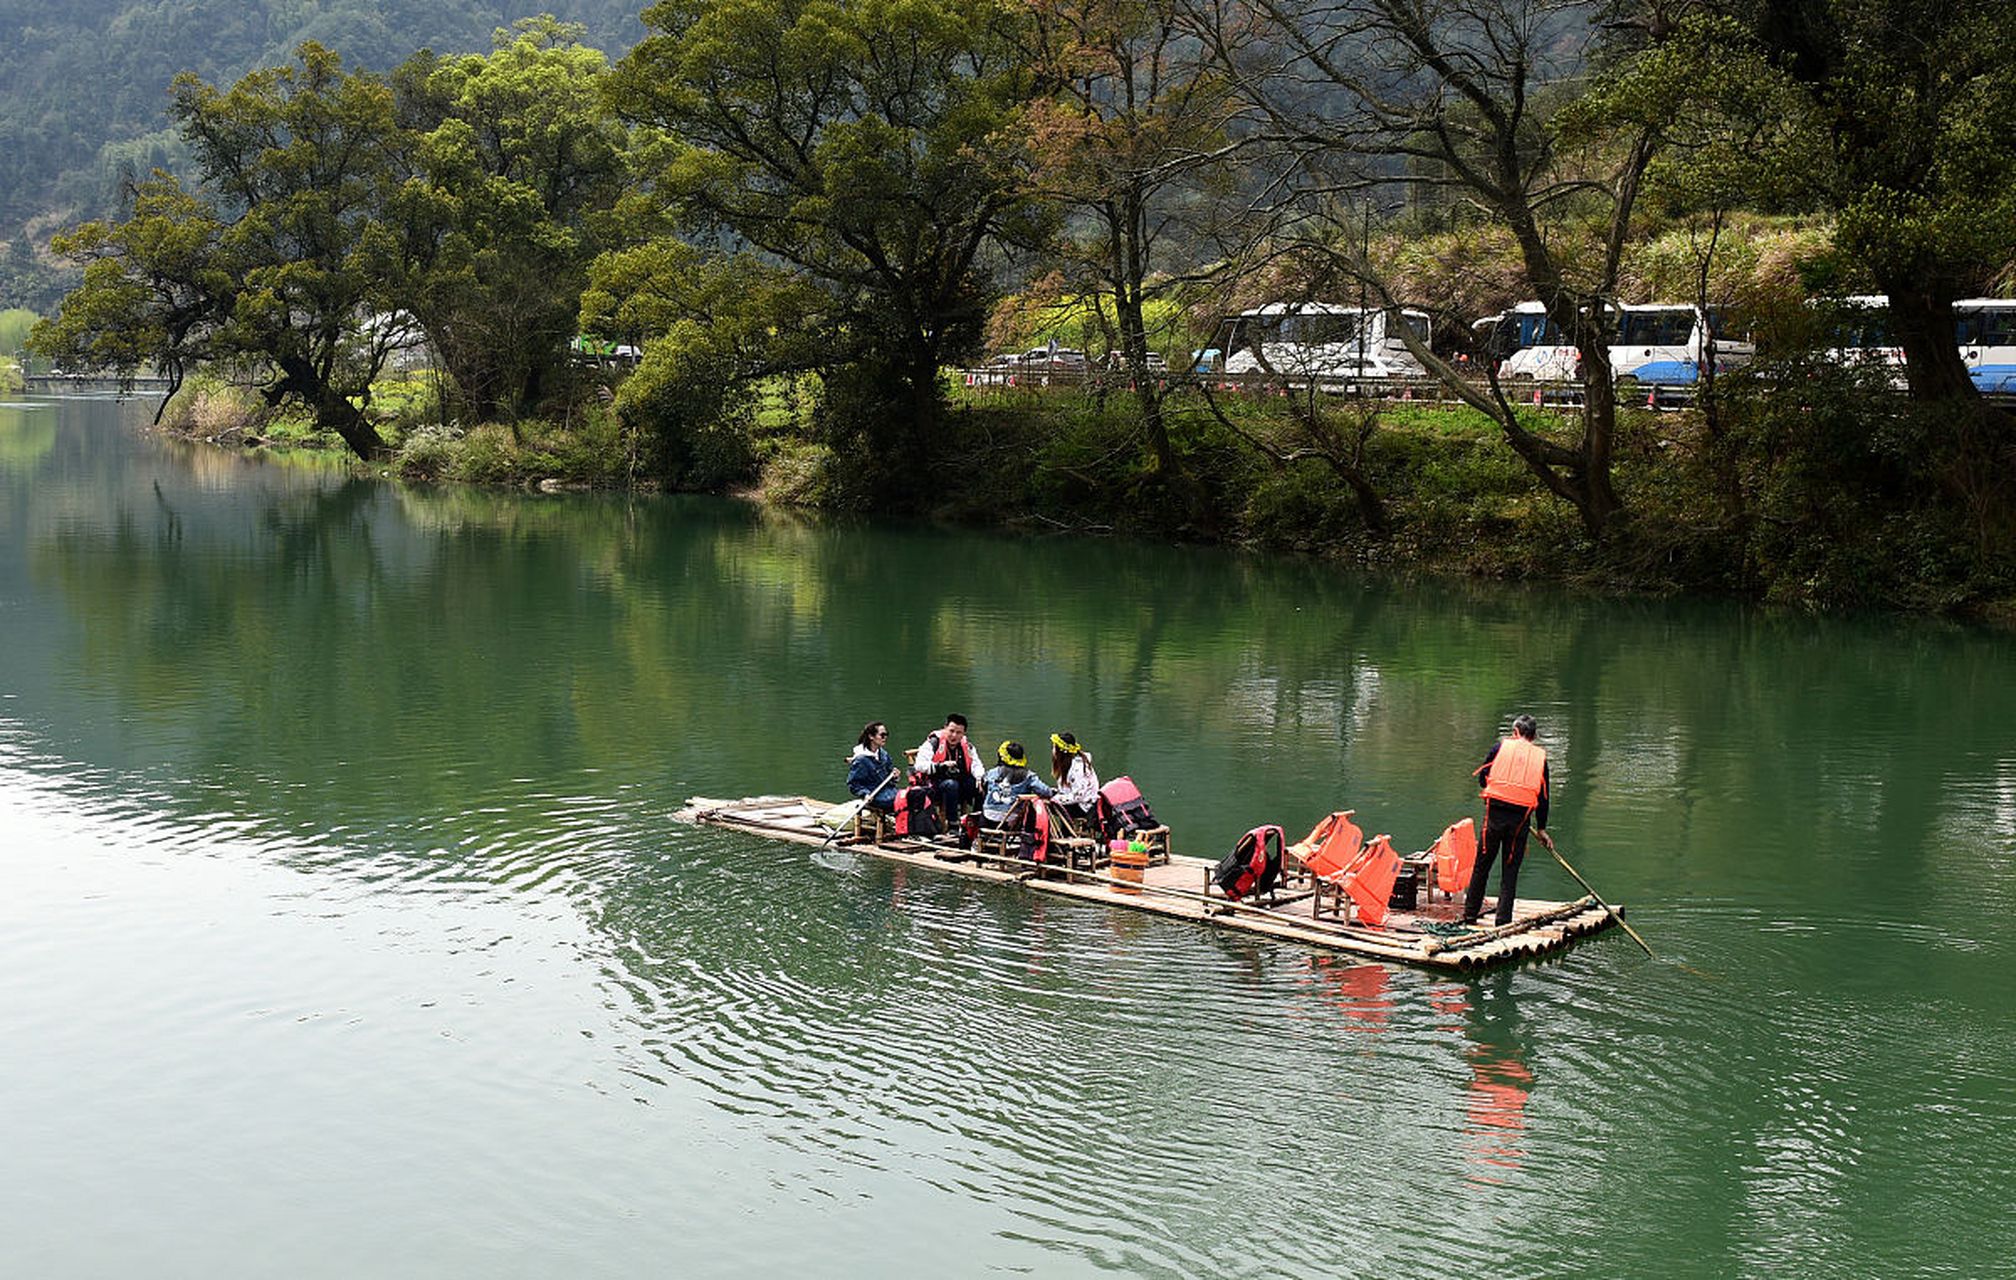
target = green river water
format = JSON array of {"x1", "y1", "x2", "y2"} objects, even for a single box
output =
[{"x1": 1, "y1": 395, "x2": 2011, "y2": 1277}]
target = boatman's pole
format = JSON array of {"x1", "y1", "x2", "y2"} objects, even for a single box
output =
[{"x1": 1539, "y1": 831, "x2": 1654, "y2": 958}]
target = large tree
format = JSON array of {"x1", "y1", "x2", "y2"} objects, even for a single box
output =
[
  {"x1": 390, "y1": 17, "x2": 631, "y2": 421},
  {"x1": 36, "y1": 44, "x2": 411, "y2": 457},
  {"x1": 602, "y1": 0, "x2": 1037, "y2": 455},
  {"x1": 1198, "y1": 0, "x2": 1713, "y2": 540}
]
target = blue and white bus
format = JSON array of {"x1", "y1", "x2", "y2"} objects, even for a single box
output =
[
  {"x1": 1815, "y1": 295, "x2": 2016, "y2": 392},
  {"x1": 1955, "y1": 299, "x2": 2016, "y2": 394},
  {"x1": 1482, "y1": 301, "x2": 1752, "y2": 385}
]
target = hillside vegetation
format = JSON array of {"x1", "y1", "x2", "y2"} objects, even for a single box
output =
[{"x1": 0, "y1": 0, "x2": 644, "y2": 309}]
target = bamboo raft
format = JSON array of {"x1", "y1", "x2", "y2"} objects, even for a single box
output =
[{"x1": 679, "y1": 795, "x2": 1622, "y2": 971}]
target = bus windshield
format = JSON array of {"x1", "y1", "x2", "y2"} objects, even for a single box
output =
[
  {"x1": 1274, "y1": 313, "x2": 1358, "y2": 345},
  {"x1": 1833, "y1": 310, "x2": 1891, "y2": 348},
  {"x1": 1514, "y1": 313, "x2": 1561, "y2": 348}
]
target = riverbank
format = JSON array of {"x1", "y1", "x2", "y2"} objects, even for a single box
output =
[{"x1": 145, "y1": 370, "x2": 2016, "y2": 623}]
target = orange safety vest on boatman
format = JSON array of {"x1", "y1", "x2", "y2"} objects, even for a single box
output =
[{"x1": 1477, "y1": 736, "x2": 1548, "y2": 810}]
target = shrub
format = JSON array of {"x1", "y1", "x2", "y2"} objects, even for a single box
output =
[
  {"x1": 613, "y1": 332, "x2": 758, "y2": 490},
  {"x1": 393, "y1": 424, "x2": 460, "y2": 480}
]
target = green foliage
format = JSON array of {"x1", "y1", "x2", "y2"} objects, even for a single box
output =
[
  {"x1": 391, "y1": 414, "x2": 635, "y2": 486},
  {"x1": 603, "y1": 0, "x2": 1038, "y2": 470},
  {"x1": 0, "y1": 309, "x2": 39, "y2": 356},
  {"x1": 612, "y1": 334, "x2": 757, "y2": 491},
  {"x1": 987, "y1": 291, "x2": 1203, "y2": 361},
  {"x1": 34, "y1": 44, "x2": 410, "y2": 457},
  {"x1": 393, "y1": 424, "x2": 461, "y2": 479},
  {"x1": 391, "y1": 18, "x2": 631, "y2": 421},
  {"x1": 0, "y1": 356, "x2": 21, "y2": 395}
]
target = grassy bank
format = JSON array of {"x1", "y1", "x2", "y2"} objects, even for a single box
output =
[
  {"x1": 149, "y1": 365, "x2": 2015, "y2": 620},
  {"x1": 156, "y1": 370, "x2": 650, "y2": 490},
  {"x1": 744, "y1": 378, "x2": 2014, "y2": 617}
]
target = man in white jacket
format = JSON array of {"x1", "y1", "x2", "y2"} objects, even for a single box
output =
[{"x1": 913, "y1": 713, "x2": 983, "y2": 823}]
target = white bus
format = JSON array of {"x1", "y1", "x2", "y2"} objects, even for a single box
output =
[
  {"x1": 1482, "y1": 301, "x2": 1751, "y2": 385},
  {"x1": 1955, "y1": 298, "x2": 2016, "y2": 394},
  {"x1": 1812, "y1": 295, "x2": 2016, "y2": 393},
  {"x1": 1816, "y1": 295, "x2": 1903, "y2": 379},
  {"x1": 1196, "y1": 303, "x2": 1432, "y2": 381}
]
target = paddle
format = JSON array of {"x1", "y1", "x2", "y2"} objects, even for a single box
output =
[
  {"x1": 819, "y1": 764, "x2": 903, "y2": 851},
  {"x1": 1537, "y1": 831, "x2": 1654, "y2": 958}
]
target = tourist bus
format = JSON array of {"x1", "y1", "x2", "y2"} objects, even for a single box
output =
[
  {"x1": 1955, "y1": 298, "x2": 2016, "y2": 394},
  {"x1": 1816, "y1": 295, "x2": 1903, "y2": 379},
  {"x1": 1813, "y1": 295, "x2": 2016, "y2": 393},
  {"x1": 1195, "y1": 303, "x2": 1432, "y2": 381},
  {"x1": 1479, "y1": 301, "x2": 1752, "y2": 385}
]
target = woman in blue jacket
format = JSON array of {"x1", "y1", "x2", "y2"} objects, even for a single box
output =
[{"x1": 845, "y1": 722, "x2": 902, "y2": 811}]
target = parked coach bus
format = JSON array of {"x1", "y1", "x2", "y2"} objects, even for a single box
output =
[
  {"x1": 1478, "y1": 301, "x2": 1753, "y2": 385},
  {"x1": 1815, "y1": 295, "x2": 2016, "y2": 393},
  {"x1": 1956, "y1": 299, "x2": 2016, "y2": 394},
  {"x1": 1194, "y1": 303, "x2": 1432, "y2": 381}
]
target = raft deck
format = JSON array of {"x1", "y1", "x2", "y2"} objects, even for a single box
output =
[{"x1": 680, "y1": 795, "x2": 1621, "y2": 972}]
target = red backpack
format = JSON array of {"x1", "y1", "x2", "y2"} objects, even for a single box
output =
[
  {"x1": 1002, "y1": 796, "x2": 1053, "y2": 863},
  {"x1": 892, "y1": 787, "x2": 939, "y2": 838}
]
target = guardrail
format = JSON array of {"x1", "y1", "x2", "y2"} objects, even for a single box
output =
[
  {"x1": 23, "y1": 374, "x2": 174, "y2": 393},
  {"x1": 955, "y1": 366, "x2": 1657, "y2": 409}
]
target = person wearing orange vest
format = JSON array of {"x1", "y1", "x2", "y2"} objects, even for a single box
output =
[
  {"x1": 1464, "y1": 714, "x2": 1556, "y2": 926},
  {"x1": 912, "y1": 713, "x2": 983, "y2": 825}
]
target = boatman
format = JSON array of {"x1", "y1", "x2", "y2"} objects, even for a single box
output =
[
  {"x1": 913, "y1": 713, "x2": 983, "y2": 825},
  {"x1": 1465, "y1": 714, "x2": 1555, "y2": 926}
]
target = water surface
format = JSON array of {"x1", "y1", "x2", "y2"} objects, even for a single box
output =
[{"x1": 1, "y1": 396, "x2": 2011, "y2": 1277}]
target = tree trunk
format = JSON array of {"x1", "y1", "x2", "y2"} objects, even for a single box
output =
[
  {"x1": 279, "y1": 355, "x2": 383, "y2": 459},
  {"x1": 317, "y1": 392, "x2": 384, "y2": 460},
  {"x1": 1114, "y1": 287, "x2": 1178, "y2": 480},
  {"x1": 1574, "y1": 336, "x2": 1621, "y2": 540},
  {"x1": 1884, "y1": 283, "x2": 1984, "y2": 403}
]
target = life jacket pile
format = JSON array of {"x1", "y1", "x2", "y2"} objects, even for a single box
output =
[
  {"x1": 1001, "y1": 795, "x2": 1053, "y2": 863},
  {"x1": 1095, "y1": 776, "x2": 1160, "y2": 842},
  {"x1": 892, "y1": 786, "x2": 939, "y2": 838},
  {"x1": 1212, "y1": 825, "x2": 1285, "y2": 901}
]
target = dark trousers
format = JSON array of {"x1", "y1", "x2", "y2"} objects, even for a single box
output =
[
  {"x1": 1465, "y1": 799, "x2": 1534, "y2": 925},
  {"x1": 930, "y1": 774, "x2": 979, "y2": 821}
]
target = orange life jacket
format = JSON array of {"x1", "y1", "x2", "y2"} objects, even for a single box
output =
[
  {"x1": 892, "y1": 788, "x2": 933, "y2": 836},
  {"x1": 928, "y1": 732, "x2": 979, "y2": 778},
  {"x1": 1478, "y1": 736, "x2": 1547, "y2": 810}
]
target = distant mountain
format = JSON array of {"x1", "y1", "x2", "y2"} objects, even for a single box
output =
[{"x1": 0, "y1": 1, "x2": 645, "y2": 308}]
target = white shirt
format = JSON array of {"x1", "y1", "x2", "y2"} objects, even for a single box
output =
[
  {"x1": 912, "y1": 731, "x2": 982, "y2": 782},
  {"x1": 1055, "y1": 754, "x2": 1100, "y2": 807}
]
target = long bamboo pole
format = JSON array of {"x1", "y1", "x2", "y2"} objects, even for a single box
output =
[{"x1": 1544, "y1": 840, "x2": 1654, "y2": 958}]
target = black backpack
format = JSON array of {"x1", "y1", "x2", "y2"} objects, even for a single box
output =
[{"x1": 1212, "y1": 825, "x2": 1285, "y2": 901}]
